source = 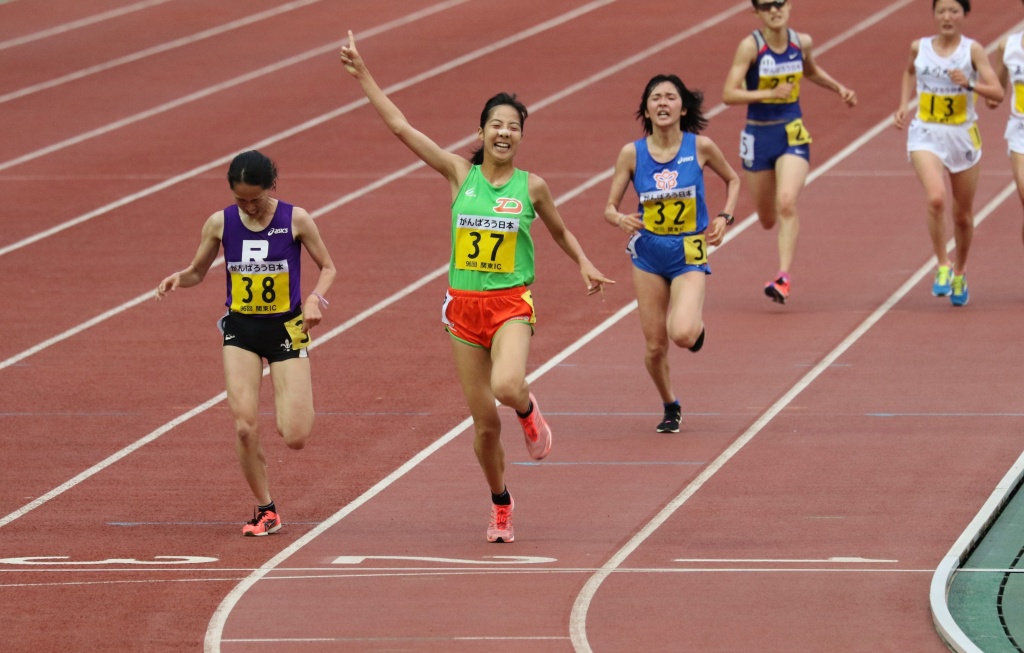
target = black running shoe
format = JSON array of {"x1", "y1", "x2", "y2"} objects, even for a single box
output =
[{"x1": 656, "y1": 404, "x2": 682, "y2": 433}]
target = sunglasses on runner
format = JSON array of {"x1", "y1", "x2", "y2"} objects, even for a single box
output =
[{"x1": 755, "y1": 0, "x2": 788, "y2": 10}]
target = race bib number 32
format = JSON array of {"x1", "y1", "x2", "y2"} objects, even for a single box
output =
[
  {"x1": 454, "y1": 215, "x2": 519, "y2": 273},
  {"x1": 641, "y1": 188, "x2": 697, "y2": 236}
]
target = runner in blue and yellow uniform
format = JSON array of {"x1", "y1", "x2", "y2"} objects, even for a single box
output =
[
  {"x1": 723, "y1": 0, "x2": 856, "y2": 304},
  {"x1": 339, "y1": 31, "x2": 612, "y2": 544},
  {"x1": 605, "y1": 74, "x2": 739, "y2": 434},
  {"x1": 156, "y1": 150, "x2": 337, "y2": 537},
  {"x1": 894, "y1": 0, "x2": 1002, "y2": 307}
]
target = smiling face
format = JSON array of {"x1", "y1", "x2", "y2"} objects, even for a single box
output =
[
  {"x1": 478, "y1": 104, "x2": 523, "y2": 163},
  {"x1": 644, "y1": 81, "x2": 686, "y2": 132},
  {"x1": 932, "y1": 0, "x2": 966, "y2": 35}
]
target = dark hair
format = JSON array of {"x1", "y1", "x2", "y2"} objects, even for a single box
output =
[
  {"x1": 227, "y1": 150, "x2": 278, "y2": 190},
  {"x1": 636, "y1": 74, "x2": 708, "y2": 135},
  {"x1": 469, "y1": 92, "x2": 529, "y2": 165},
  {"x1": 932, "y1": 0, "x2": 970, "y2": 12}
]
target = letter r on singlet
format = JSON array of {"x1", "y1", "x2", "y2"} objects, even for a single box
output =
[{"x1": 242, "y1": 241, "x2": 269, "y2": 262}]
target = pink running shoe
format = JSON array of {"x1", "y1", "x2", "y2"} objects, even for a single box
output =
[
  {"x1": 487, "y1": 498, "x2": 515, "y2": 543},
  {"x1": 242, "y1": 508, "x2": 282, "y2": 537},
  {"x1": 764, "y1": 275, "x2": 790, "y2": 304},
  {"x1": 517, "y1": 393, "x2": 552, "y2": 460}
]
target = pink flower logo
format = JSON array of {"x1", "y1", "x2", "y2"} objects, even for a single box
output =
[{"x1": 653, "y1": 169, "x2": 678, "y2": 190}]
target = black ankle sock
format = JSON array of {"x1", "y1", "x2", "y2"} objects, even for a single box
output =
[
  {"x1": 491, "y1": 487, "x2": 512, "y2": 505},
  {"x1": 664, "y1": 401, "x2": 681, "y2": 413},
  {"x1": 258, "y1": 501, "x2": 276, "y2": 513},
  {"x1": 515, "y1": 401, "x2": 534, "y2": 419}
]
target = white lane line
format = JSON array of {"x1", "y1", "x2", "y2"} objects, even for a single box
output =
[
  {"x1": 0, "y1": 0, "x2": 748, "y2": 370},
  {"x1": 205, "y1": 4, "x2": 907, "y2": 639},
  {"x1": 931, "y1": 429, "x2": 1024, "y2": 653},
  {"x1": 0, "y1": 0, "x2": 470, "y2": 173},
  {"x1": 0, "y1": 0, "x2": 327, "y2": 105},
  {"x1": 568, "y1": 180, "x2": 1018, "y2": 652},
  {"x1": 0, "y1": 0, "x2": 618, "y2": 259},
  {"x1": 674, "y1": 558, "x2": 898, "y2": 564},
  {"x1": 0, "y1": 0, "x2": 176, "y2": 51}
]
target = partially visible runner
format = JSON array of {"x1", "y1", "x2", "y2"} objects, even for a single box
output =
[
  {"x1": 339, "y1": 31, "x2": 612, "y2": 543},
  {"x1": 604, "y1": 74, "x2": 739, "y2": 433},
  {"x1": 893, "y1": 0, "x2": 1003, "y2": 307},
  {"x1": 156, "y1": 150, "x2": 337, "y2": 536},
  {"x1": 723, "y1": 0, "x2": 856, "y2": 305},
  {"x1": 988, "y1": 9, "x2": 1024, "y2": 247}
]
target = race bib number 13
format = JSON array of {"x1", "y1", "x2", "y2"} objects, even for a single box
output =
[
  {"x1": 454, "y1": 215, "x2": 518, "y2": 273},
  {"x1": 918, "y1": 92, "x2": 968, "y2": 124}
]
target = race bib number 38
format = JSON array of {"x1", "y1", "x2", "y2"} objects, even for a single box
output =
[
  {"x1": 454, "y1": 215, "x2": 518, "y2": 273},
  {"x1": 228, "y1": 261, "x2": 290, "y2": 314}
]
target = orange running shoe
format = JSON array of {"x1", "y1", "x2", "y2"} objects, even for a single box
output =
[
  {"x1": 764, "y1": 275, "x2": 790, "y2": 304},
  {"x1": 242, "y1": 507, "x2": 282, "y2": 537},
  {"x1": 517, "y1": 393, "x2": 552, "y2": 460},
  {"x1": 487, "y1": 498, "x2": 515, "y2": 543}
]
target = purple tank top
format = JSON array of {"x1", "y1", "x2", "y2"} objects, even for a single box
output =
[{"x1": 222, "y1": 201, "x2": 302, "y2": 317}]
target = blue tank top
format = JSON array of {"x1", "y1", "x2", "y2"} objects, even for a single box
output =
[
  {"x1": 222, "y1": 201, "x2": 302, "y2": 317},
  {"x1": 745, "y1": 28, "x2": 804, "y2": 122},
  {"x1": 632, "y1": 132, "x2": 708, "y2": 237}
]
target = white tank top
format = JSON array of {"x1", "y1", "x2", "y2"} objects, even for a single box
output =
[
  {"x1": 914, "y1": 35, "x2": 977, "y2": 125},
  {"x1": 1004, "y1": 31, "x2": 1024, "y2": 120}
]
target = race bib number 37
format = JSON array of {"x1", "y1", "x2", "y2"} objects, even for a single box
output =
[
  {"x1": 228, "y1": 261, "x2": 290, "y2": 314},
  {"x1": 454, "y1": 215, "x2": 519, "y2": 273}
]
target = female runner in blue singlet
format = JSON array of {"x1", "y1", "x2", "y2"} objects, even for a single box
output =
[
  {"x1": 723, "y1": 0, "x2": 856, "y2": 305},
  {"x1": 605, "y1": 74, "x2": 739, "y2": 433}
]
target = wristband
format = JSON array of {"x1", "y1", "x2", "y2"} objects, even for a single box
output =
[
  {"x1": 717, "y1": 212, "x2": 734, "y2": 226},
  {"x1": 309, "y1": 291, "x2": 329, "y2": 307}
]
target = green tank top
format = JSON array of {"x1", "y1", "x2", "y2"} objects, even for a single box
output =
[{"x1": 449, "y1": 165, "x2": 536, "y2": 291}]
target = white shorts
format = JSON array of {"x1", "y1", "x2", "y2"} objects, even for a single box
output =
[
  {"x1": 907, "y1": 119, "x2": 982, "y2": 173},
  {"x1": 1006, "y1": 117, "x2": 1024, "y2": 155}
]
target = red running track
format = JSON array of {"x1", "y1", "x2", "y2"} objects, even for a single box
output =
[{"x1": 1, "y1": 0, "x2": 1023, "y2": 650}]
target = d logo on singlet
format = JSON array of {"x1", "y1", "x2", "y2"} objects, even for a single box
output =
[{"x1": 494, "y1": 198, "x2": 523, "y2": 214}]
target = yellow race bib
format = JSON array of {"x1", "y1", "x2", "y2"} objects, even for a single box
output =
[
  {"x1": 918, "y1": 92, "x2": 968, "y2": 124},
  {"x1": 785, "y1": 118, "x2": 812, "y2": 146},
  {"x1": 641, "y1": 187, "x2": 697, "y2": 236},
  {"x1": 1015, "y1": 82, "x2": 1024, "y2": 115},
  {"x1": 283, "y1": 314, "x2": 311, "y2": 350},
  {"x1": 683, "y1": 234, "x2": 707, "y2": 265},
  {"x1": 454, "y1": 215, "x2": 518, "y2": 273},
  {"x1": 228, "y1": 261, "x2": 290, "y2": 314},
  {"x1": 968, "y1": 122, "x2": 982, "y2": 150},
  {"x1": 758, "y1": 73, "x2": 802, "y2": 104}
]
